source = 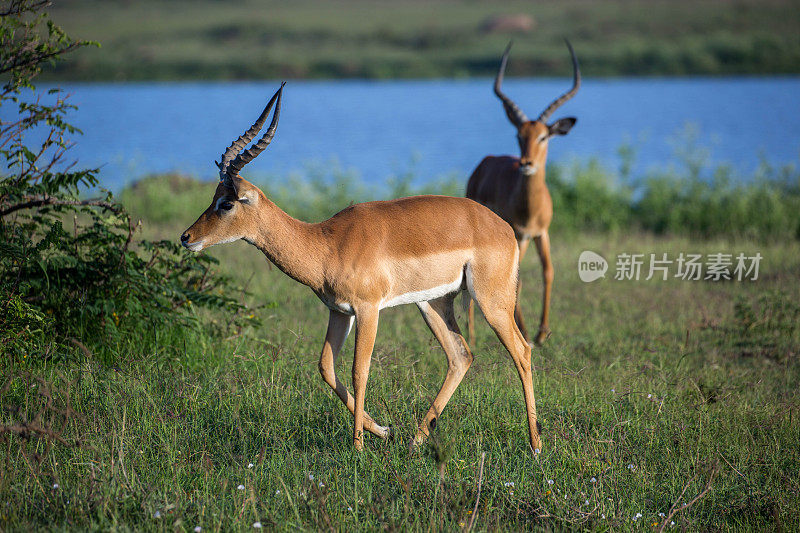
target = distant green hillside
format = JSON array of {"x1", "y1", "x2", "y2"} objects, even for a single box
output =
[{"x1": 47, "y1": 0, "x2": 800, "y2": 80}]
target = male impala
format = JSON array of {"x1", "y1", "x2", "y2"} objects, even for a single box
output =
[
  {"x1": 467, "y1": 40, "x2": 580, "y2": 346},
  {"x1": 181, "y1": 84, "x2": 543, "y2": 452}
]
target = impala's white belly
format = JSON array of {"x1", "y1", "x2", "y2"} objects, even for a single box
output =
[{"x1": 379, "y1": 273, "x2": 463, "y2": 310}]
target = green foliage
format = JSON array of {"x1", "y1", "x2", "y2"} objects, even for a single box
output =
[
  {"x1": 45, "y1": 0, "x2": 800, "y2": 80},
  {"x1": 547, "y1": 160, "x2": 633, "y2": 234},
  {"x1": 0, "y1": 1, "x2": 256, "y2": 363},
  {"x1": 635, "y1": 163, "x2": 800, "y2": 241},
  {"x1": 123, "y1": 143, "x2": 800, "y2": 243}
]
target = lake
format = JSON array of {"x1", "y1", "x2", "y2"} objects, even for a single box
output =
[{"x1": 39, "y1": 77, "x2": 800, "y2": 190}]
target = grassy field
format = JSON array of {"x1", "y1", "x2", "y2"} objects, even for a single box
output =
[
  {"x1": 2, "y1": 172, "x2": 799, "y2": 530},
  {"x1": 47, "y1": 0, "x2": 800, "y2": 80}
]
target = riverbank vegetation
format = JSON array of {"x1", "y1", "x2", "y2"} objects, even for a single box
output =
[{"x1": 48, "y1": 0, "x2": 800, "y2": 80}]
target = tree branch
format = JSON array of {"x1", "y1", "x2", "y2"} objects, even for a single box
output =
[{"x1": 0, "y1": 196, "x2": 122, "y2": 218}]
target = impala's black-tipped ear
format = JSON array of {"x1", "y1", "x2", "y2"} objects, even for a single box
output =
[{"x1": 549, "y1": 117, "x2": 576, "y2": 136}]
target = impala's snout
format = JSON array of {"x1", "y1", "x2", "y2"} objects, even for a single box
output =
[
  {"x1": 180, "y1": 230, "x2": 204, "y2": 252},
  {"x1": 520, "y1": 160, "x2": 539, "y2": 176}
]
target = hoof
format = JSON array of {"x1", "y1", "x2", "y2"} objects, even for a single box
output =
[
  {"x1": 408, "y1": 433, "x2": 426, "y2": 451},
  {"x1": 534, "y1": 328, "x2": 552, "y2": 346}
]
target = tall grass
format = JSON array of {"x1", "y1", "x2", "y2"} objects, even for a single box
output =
[
  {"x1": 4, "y1": 153, "x2": 800, "y2": 530},
  {"x1": 3, "y1": 229, "x2": 798, "y2": 530}
]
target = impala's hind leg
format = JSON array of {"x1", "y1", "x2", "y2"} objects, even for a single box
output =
[
  {"x1": 483, "y1": 303, "x2": 540, "y2": 451},
  {"x1": 467, "y1": 297, "x2": 477, "y2": 347},
  {"x1": 471, "y1": 258, "x2": 541, "y2": 452},
  {"x1": 413, "y1": 295, "x2": 473, "y2": 446},
  {"x1": 319, "y1": 310, "x2": 389, "y2": 439}
]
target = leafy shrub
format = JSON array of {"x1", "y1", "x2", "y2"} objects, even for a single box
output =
[{"x1": 0, "y1": 1, "x2": 255, "y2": 364}]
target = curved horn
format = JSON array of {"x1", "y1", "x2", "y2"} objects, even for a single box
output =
[
  {"x1": 537, "y1": 39, "x2": 581, "y2": 123},
  {"x1": 494, "y1": 41, "x2": 528, "y2": 128},
  {"x1": 218, "y1": 82, "x2": 285, "y2": 180}
]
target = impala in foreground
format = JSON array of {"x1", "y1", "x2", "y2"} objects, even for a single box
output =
[{"x1": 181, "y1": 84, "x2": 543, "y2": 452}]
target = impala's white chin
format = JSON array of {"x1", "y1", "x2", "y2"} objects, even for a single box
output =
[{"x1": 183, "y1": 240, "x2": 206, "y2": 252}]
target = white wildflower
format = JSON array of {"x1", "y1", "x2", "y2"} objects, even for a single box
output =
[
  {"x1": 237, "y1": 484, "x2": 245, "y2": 490},
  {"x1": 248, "y1": 463, "x2": 254, "y2": 469},
  {"x1": 547, "y1": 479, "x2": 554, "y2": 485},
  {"x1": 309, "y1": 473, "x2": 314, "y2": 481},
  {"x1": 194, "y1": 527, "x2": 202, "y2": 533},
  {"x1": 52, "y1": 483, "x2": 59, "y2": 489},
  {"x1": 504, "y1": 481, "x2": 515, "y2": 487},
  {"x1": 253, "y1": 522, "x2": 262, "y2": 529},
  {"x1": 153, "y1": 511, "x2": 161, "y2": 519},
  {"x1": 275, "y1": 490, "x2": 281, "y2": 496},
  {"x1": 590, "y1": 477, "x2": 597, "y2": 483}
]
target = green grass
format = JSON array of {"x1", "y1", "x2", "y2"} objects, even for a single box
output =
[
  {"x1": 46, "y1": 0, "x2": 800, "y2": 80},
  {"x1": 3, "y1": 173, "x2": 799, "y2": 530}
]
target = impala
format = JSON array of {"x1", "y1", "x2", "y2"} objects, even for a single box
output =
[
  {"x1": 181, "y1": 84, "x2": 543, "y2": 452},
  {"x1": 466, "y1": 40, "x2": 581, "y2": 347}
]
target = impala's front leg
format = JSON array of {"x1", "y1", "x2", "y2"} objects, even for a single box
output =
[
  {"x1": 533, "y1": 231, "x2": 553, "y2": 346},
  {"x1": 514, "y1": 236, "x2": 532, "y2": 344},
  {"x1": 352, "y1": 307, "x2": 380, "y2": 451},
  {"x1": 319, "y1": 310, "x2": 389, "y2": 438}
]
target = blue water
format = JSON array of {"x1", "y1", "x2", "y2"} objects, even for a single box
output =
[{"x1": 34, "y1": 77, "x2": 800, "y2": 189}]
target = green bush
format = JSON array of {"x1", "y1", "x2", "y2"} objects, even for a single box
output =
[{"x1": 0, "y1": 1, "x2": 255, "y2": 364}]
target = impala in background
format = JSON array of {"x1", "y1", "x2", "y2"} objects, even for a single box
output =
[
  {"x1": 181, "y1": 84, "x2": 544, "y2": 452},
  {"x1": 467, "y1": 40, "x2": 580, "y2": 346}
]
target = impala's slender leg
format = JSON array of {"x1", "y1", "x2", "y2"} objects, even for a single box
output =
[
  {"x1": 533, "y1": 230, "x2": 553, "y2": 346},
  {"x1": 352, "y1": 307, "x2": 380, "y2": 451},
  {"x1": 319, "y1": 310, "x2": 389, "y2": 438},
  {"x1": 413, "y1": 296, "x2": 473, "y2": 446},
  {"x1": 467, "y1": 297, "x2": 476, "y2": 347},
  {"x1": 514, "y1": 236, "x2": 532, "y2": 344},
  {"x1": 483, "y1": 303, "x2": 541, "y2": 452},
  {"x1": 471, "y1": 254, "x2": 542, "y2": 452},
  {"x1": 471, "y1": 235, "x2": 531, "y2": 348}
]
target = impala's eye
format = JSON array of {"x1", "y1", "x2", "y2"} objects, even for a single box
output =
[{"x1": 219, "y1": 201, "x2": 234, "y2": 211}]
